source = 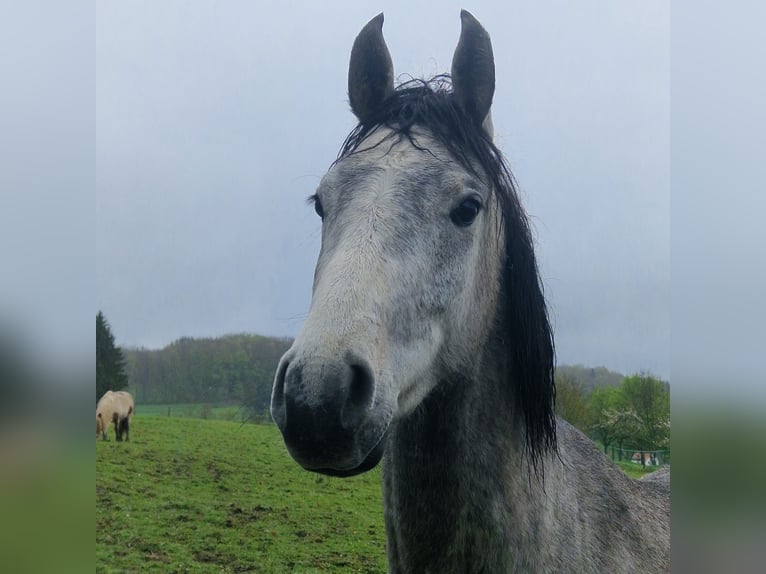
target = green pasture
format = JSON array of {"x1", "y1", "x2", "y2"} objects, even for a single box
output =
[
  {"x1": 134, "y1": 403, "x2": 249, "y2": 422},
  {"x1": 96, "y1": 416, "x2": 386, "y2": 573},
  {"x1": 613, "y1": 460, "x2": 656, "y2": 480}
]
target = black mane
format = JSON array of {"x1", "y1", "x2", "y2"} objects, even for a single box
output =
[{"x1": 336, "y1": 76, "x2": 557, "y2": 473}]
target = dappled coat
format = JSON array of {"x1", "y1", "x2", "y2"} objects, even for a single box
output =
[{"x1": 96, "y1": 390, "x2": 134, "y2": 442}]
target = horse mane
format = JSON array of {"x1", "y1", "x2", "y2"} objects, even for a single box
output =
[{"x1": 335, "y1": 76, "x2": 557, "y2": 473}]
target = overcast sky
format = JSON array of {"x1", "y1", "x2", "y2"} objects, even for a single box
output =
[{"x1": 96, "y1": 0, "x2": 669, "y2": 379}]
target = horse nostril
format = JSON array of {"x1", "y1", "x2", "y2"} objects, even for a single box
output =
[
  {"x1": 342, "y1": 362, "x2": 375, "y2": 429},
  {"x1": 349, "y1": 363, "x2": 375, "y2": 408},
  {"x1": 271, "y1": 358, "x2": 290, "y2": 428}
]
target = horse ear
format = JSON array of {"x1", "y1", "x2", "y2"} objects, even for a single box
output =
[
  {"x1": 348, "y1": 13, "x2": 395, "y2": 123},
  {"x1": 451, "y1": 10, "x2": 495, "y2": 133}
]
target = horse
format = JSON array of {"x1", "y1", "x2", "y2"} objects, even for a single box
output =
[
  {"x1": 96, "y1": 390, "x2": 134, "y2": 442},
  {"x1": 271, "y1": 11, "x2": 670, "y2": 573}
]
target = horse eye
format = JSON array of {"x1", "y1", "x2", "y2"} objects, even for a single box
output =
[
  {"x1": 450, "y1": 198, "x2": 481, "y2": 227},
  {"x1": 313, "y1": 197, "x2": 325, "y2": 219}
]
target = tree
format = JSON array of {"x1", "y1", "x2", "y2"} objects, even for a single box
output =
[
  {"x1": 604, "y1": 406, "x2": 643, "y2": 461},
  {"x1": 96, "y1": 311, "x2": 128, "y2": 401},
  {"x1": 555, "y1": 372, "x2": 589, "y2": 432},
  {"x1": 586, "y1": 372, "x2": 671, "y2": 464},
  {"x1": 622, "y1": 372, "x2": 670, "y2": 452},
  {"x1": 588, "y1": 386, "x2": 622, "y2": 453}
]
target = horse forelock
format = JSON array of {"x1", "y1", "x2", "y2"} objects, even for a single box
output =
[{"x1": 336, "y1": 76, "x2": 557, "y2": 472}]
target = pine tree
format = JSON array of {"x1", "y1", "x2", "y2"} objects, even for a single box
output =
[{"x1": 96, "y1": 311, "x2": 128, "y2": 400}]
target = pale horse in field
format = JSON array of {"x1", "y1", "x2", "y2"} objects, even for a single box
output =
[
  {"x1": 271, "y1": 11, "x2": 670, "y2": 573},
  {"x1": 96, "y1": 390, "x2": 134, "y2": 442}
]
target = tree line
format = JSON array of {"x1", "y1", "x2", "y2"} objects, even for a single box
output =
[
  {"x1": 555, "y1": 366, "x2": 670, "y2": 464},
  {"x1": 122, "y1": 332, "x2": 292, "y2": 415},
  {"x1": 97, "y1": 311, "x2": 128, "y2": 400}
]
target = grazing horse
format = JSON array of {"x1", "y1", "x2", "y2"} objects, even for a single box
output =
[
  {"x1": 271, "y1": 11, "x2": 670, "y2": 573},
  {"x1": 96, "y1": 390, "x2": 134, "y2": 442}
]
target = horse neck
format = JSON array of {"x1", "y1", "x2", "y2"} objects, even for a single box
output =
[
  {"x1": 382, "y1": 337, "x2": 544, "y2": 572},
  {"x1": 382, "y1": 359, "x2": 668, "y2": 573}
]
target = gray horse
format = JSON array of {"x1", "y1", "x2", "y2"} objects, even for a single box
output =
[{"x1": 271, "y1": 11, "x2": 670, "y2": 573}]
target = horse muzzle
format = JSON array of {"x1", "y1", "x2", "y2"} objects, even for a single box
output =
[{"x1": 271, "y1": 352, "x2": 388, "y2": 476}]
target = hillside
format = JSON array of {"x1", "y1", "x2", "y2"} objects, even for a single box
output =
[
  {"x1": 123, "y1": 334, "x2": 292, "y2": 413},
  {"x1": 555, "y1": 364, "x2": 625, "y2": 395}
]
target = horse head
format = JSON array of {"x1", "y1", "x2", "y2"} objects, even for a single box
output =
[{"x1": 271, "y1": 11, "x2": 554, "y2": 477}]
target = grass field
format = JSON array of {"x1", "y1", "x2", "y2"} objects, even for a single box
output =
[
  {"x1": 591, "y1": 441, "x2": 661, "y2": 480},
  {"x1": 613, "y1": 460, "x2": 657, "y2": 480},
  {"x1": 134, "y1": 403, "x2": 250, "y2": 422},
  {"x1": 96, "y1": 416, "x2": 387, "y2": 573}
]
